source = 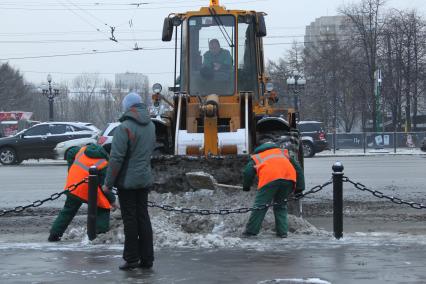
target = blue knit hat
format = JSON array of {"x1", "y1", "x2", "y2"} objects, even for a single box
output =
[{"x1": 122, "y1": 92, "x2": 142, "y2": 112}]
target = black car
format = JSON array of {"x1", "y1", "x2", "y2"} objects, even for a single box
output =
[
  {"x1": 0, "y1": 122, "x2": 99, "y2": 165},
  {"x1": 298, "y1": 121, "x2": 329, "y2": 157}
]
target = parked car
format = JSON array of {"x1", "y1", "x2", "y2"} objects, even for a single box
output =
[
  {"x1": 298, "y1": 121, "x2": 329, "y2": 158},
  {"x1": 421, "y1": 137, "x2": 426, "y2": 152},
  {"x1": 97, "y1": 121, "x2": 170, "y2": 155},
  {"x1": 54, "y1": 136, "x2": 97, "y2": 160},
  {"x1": 0, "y1": 122, "x2": 99, "y2": 165},
  {"x1": 97, "y1": 122, "x2": 120, "y2": 153}
]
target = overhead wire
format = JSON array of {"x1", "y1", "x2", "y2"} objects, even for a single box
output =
[
  {"x1": 21, "y1": 70, "x2": 174, "y2": 75},
  {"x1": 0, "y1": 0, "x2": 268, "y2": 11},
  {"x1": 0, "y1": 35, "x2": 354, "y2": 44},
  {"x1": 0, "y1": 47, "x2": 176, "y2": 61},
  {"x1": 57, "y1": 0, "x2": 105, "y2": 34},
  {"x1": 56, "y1": 0, "x2": 134, "y2": 48},
  {"x1": 0, "y1": 0, "x2": 207, "y2": 6},
  {"x1": 0, "y1": 26, "x2": 306, "y2": 37},
  {"x1": 0, "y1": 37, "x2": 355, "y2": 61}
]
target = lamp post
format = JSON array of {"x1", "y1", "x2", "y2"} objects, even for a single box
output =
[
  {"x1": 286, "y1": 75, "x2": 306, "y2": 121},
  {"x1": 42, "y1": 74, "x2": 60, "y2": 121}
]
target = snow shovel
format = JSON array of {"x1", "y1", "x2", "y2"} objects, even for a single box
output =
[{"x1": 185, "y1": 171, "x2": 242, "y2": 190}]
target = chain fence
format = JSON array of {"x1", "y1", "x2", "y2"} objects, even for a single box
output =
[
  {"x1": 0, "y1": 178, "x2": 88, "y2": 217},
  {"x1": 3, "y1": 174, "x2": 425, "y2": 218},
  {"x1": 343, "y1": 176, "x2": 426, "y2": 210},
  {"x1": 143, "y1": 180, "x2": 333, "y2": 216},
  {"x1": 1, "y1": 179, "x2": 332, "y2": 217}
]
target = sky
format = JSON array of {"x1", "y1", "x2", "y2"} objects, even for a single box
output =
[{"x1": 0, "y1": 0, "x2": 425, "y2": 89}]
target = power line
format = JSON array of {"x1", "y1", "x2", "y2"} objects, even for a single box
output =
[
  {"x1": 0, "y1": 0, "x2": 206, "y2": 6},
  {"x1": 0, "y1": 26, "x2": 306, "y2": 37},
  {"x1": 64, "y1": 0, "x2": 111, "y2": 28},
  {"x1": 0, "y1": 29, "x2": 160, "y2": 37},
  {"x1": 0, "y1": 39, "x2": 158, "y2": 43},
  {"x1": 57, "y1": 0, "x2": 106, "y2": 34},
  {"x1": 0, "y1": 0, "x2": 267, "y2": 11},
  {"x1": 0, "y1": 31, "x2": 354, "y2": 43},
  {"x1": 0, "y1": 47, "x2": 174, "y2": 61},
  {"x1": 0, "y1": 35, "x2": 353, "y2": 44},
  {"x1": 57, "y1": 0, "x2": 134, "y2": 48},
  {"x1": 21, "y1": 70, "x2": 174, "y2": 75},
  {"x1": 0, "y1": 38, "x2": 355, "y2": 61}
]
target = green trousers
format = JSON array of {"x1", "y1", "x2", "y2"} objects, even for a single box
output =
[
  {"x1": 245, "y1": 186, "x2": 291, "y2": 236},
  {"x1": 50, "y1": 193, "x2": 110, "y2": 237}
]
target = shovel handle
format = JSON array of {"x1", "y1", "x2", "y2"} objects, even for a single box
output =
[{"x1": 215, "y1": 183, "x2": 243, "y2": 190}]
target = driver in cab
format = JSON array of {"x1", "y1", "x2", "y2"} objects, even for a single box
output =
[{"x1": 201, "y1": 39, "x2": 232, "y2": 79}]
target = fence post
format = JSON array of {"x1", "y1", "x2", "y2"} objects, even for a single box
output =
[
  {"x1": 333, "y1": 131, "x2": 336, "y2": 154},
  {"x1": 332, "y1": 162, "x2": 344, "y2": 239},
  {"x1": 363, "y1": 132, "x2": 366, "y2": 154},
  {"x1": 393, "y1": 131, "x2": 397, "y2": 153},
  {"x1": 87, "y1": 166, "x2": 98, "y2": 241}
]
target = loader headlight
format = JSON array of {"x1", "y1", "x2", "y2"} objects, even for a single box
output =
[{"x1": 152, "y1": 83, "x2": 162, "y2": 94}]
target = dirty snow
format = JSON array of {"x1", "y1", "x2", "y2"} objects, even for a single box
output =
[
  {"x1": 54, "y1": 187, "x2": 426, "y2": 251},
  {"x1": 60, "y1": 188, "x2": 327, "y2": 249}
]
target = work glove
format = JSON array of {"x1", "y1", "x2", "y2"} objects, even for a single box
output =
[{"x1": 242, "y1": 187, "x2": 250, "y2": 192}]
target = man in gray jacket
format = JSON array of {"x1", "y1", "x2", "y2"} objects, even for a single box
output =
[{"x1": 103, "y1": 92, "x2": 156, "y2": 270}]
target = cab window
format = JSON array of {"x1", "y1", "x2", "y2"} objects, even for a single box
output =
[{"x1": 187, "y1": 15, "x2": 236, "y2": 96}]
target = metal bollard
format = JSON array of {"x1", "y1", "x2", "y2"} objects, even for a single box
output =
[
  {"x1": 332, "y1": 162, "x2": 344, "y2": 239},
  {"x1": 363, "y1": 132, "x2": 366, "y2": 154},
  {"x1": 393, "y1": 131, "x2": 397, "y2": 154},
  {"x1": 87, "y1": 166, "x2": 98, "y2": 241}
]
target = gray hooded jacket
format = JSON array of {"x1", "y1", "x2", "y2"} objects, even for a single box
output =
[{"x1": 105, "y1": 103, "x2": 156, "y2": 190}]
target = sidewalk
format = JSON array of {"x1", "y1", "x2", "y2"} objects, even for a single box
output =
[{"x1": 317, "y1": 148, "x2": 426, "y2": 157}]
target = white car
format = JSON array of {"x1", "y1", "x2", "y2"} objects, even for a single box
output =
[
  {"x1": 97, "y1": 122, "x2": 120, "y2": 153},
  {"x1": 54, "y1": 136, "x2": 97, "y2": 160}
]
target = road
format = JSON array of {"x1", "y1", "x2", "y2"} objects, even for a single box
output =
[
  {"x1": 1, "y1": 156, "x2": 426, "y2": 207},
  {"x1": 1, "y1": 156, "x2": 426, "y2": 283}
]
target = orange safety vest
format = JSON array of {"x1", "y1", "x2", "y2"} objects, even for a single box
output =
[
  {"x1": 65, "y1": 146, "x2": 111, "y2": 209},
  {"x1": 251, "y1": 148, "x2": 297, "y2": 190}
]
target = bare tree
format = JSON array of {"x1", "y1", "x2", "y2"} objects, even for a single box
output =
[
  {"x1": 379, "y1": 9, "x2": 426, "y2": 131},
  {"x1": 69, "y1": 73, "x2": 101, "y2": 124},
  {"x1": 266, "y1": 58, "x2": 291, "y2": 108},
  {"x1": 0, "y1": 63, "x2": 32, "y2": 111},
  {"x1": 303, "y1": 25, "x2": 365, "y2": 132},
  {"x1": 340, "y1": 0, "x2": 387, "y2": 132}
]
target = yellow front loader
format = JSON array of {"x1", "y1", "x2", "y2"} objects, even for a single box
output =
[{"x1": 150, "y1": 0, "x2": 302, "y2": 192}]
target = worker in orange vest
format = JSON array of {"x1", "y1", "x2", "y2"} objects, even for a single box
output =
[
  {"x1": 48, "y1": 144, "x2": 116, "y2": 242},
  {"x1": 242, "y1": 140, "x2": 305, "y2": 238}
]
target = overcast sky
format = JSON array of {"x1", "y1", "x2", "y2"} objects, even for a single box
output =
[{"x1": 0, "y1": 0, "x2": 425, "y2": 89}]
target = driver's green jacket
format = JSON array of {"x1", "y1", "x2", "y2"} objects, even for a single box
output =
[{"x1": 203, "y1": 49, "x2": 232, "y2": 69}]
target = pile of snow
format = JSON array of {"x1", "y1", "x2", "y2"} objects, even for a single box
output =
[{"x1": 63, "y1": 188, "x2": 328, "y2": 248}]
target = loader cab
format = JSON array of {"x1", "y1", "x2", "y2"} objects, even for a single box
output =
[
  {"x1": 164, "y1": 8, "x2": 266, "y2": 98},
  {"x1": 162, "y1": 2, "x2": 273, "y2": 156}
]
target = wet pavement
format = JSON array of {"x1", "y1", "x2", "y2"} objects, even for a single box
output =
[{"x1": 1, "y1": 237, "x2": 426, "y2": 284}]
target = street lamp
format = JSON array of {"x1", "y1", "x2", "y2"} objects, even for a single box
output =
[
  {"x1": 286, "y1": 75, "x2": 306, "y2": 121},
  {"x1": 41, "y1": 74, "x2": 60, "y2": 121}
]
